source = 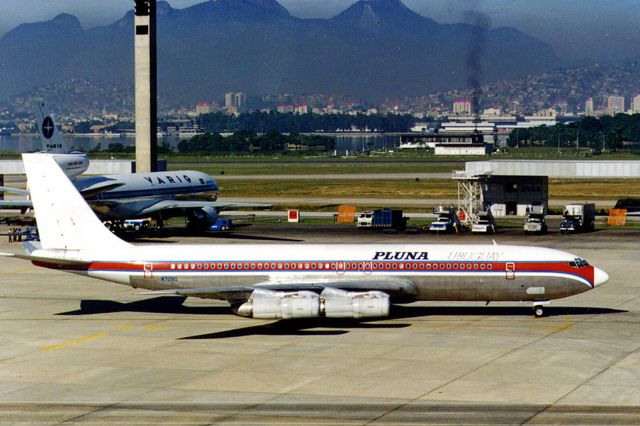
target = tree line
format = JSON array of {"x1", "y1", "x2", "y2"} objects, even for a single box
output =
[
  {"x1": 508, "y1": 114, "x2": 640, "y2": 150},
  {"x1": 196, "y1": 111, "x2": 415, "y2": 133},
  {"x1": 177, "y1": 130, "x2": 335, "y2": 154}
]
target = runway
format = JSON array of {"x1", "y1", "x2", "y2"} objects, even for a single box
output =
[{"x1": 0, "y1": 224, "x2": 639, "y2": 423}]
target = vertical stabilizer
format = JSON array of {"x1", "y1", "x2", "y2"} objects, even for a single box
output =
[
  {"x1": 22, "y1": 153, "x2": 130, "y2": 251},
  {"x1": 32, "y1": 99, "x2": 70, "y2": 153}
]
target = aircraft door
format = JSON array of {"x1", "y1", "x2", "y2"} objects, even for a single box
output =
[
  {"x1": 336, "y1": 261, "x2": 346, "y2": 275},
  {"x1": 505, "y1": 262, "x2": 516, "y2": 280},
  {"x1": 144, "y1": 263, "x2": 153, "y2": 279},
  {"x1": 362, "y1": 261, "x2": 373, "y2": 275}
]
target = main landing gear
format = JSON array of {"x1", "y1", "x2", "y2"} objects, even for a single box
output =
[{"x1": 532, "y1": 301, "x2": 550, "y2": 318}]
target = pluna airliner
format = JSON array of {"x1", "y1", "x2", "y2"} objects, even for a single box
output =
[
  {"x1": 4, "y1": 153, "x2": 609, "y2": 319},
  {"x1": 0, "y1": 101, "x2": 266, "y2": 230}
]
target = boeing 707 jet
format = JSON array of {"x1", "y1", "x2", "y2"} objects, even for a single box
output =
[{"x1": 4, "y1": 154, "x2": 609, "y2": 319}]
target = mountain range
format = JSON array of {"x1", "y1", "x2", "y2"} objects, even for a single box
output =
[{"x1": 0, "y1": 0, "x2": 559, "y2": 104}]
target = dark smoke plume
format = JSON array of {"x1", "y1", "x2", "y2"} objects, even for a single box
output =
[{"x1": 464, "y1": 8, "x2": 492, "y2": 121}]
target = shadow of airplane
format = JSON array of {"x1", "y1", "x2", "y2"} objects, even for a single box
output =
[
  {"x1": 55, "y1": 296, "x2": 627, "y2": 339},
  {"x1": 57, "y1": 296, "x2": 626, "y2": 319},
  {"x1": 179, "y1": 320, "x2": 411, "y2": 339}
]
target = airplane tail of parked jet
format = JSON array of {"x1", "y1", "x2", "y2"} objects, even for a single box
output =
[
  {"x1": 23, "y1": 153, "x2": 130, "y2": 251},
  {"x1": 33, "y1": 99, "x2": 71, "y2": 153}
]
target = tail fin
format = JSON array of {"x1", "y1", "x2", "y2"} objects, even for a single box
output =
[
  {"x1": 22, "y1": 153, "x2": 130, "y2": 251},
  {"x1": 32, "y1": 99, "x2": 70, "y2": 153}
]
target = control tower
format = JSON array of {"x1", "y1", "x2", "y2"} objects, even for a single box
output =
[{"x1": 134, "y1": 0, "x2": 158, "y2": 172}]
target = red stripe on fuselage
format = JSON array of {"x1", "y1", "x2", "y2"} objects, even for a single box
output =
[{"x1": 42, "y1": 260, "x2": 595, "y2": 287}]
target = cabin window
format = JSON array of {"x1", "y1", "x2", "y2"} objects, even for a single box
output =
[
  {"x1": 487, "y1": 264, "x2": 493, "y2": 270},
  {"x1": 230, "y1": 263, "x2": 236, "y2": 270},
  {"x1": 197, "y1": 264, "x2": 202, "y2": 270},
  {"x1": 480, "y1": 264, "x2": 486, "y2": 270},
  {"x1": 216, "y1": 263, "x2": 222, "y2": 270},
  {"x1": 426, "y1": 263, "x2": 432, "y2": 270},
  {"x1": 453, "y1": 263, "x2": 459, "y2": 269},
  {"x1": 460, "y1": 264, "x2": 465, "y2": 270}
]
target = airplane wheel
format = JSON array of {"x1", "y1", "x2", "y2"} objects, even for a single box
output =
[{"x1": 533, "y1": 306, "x2": 545, "y2": 318}]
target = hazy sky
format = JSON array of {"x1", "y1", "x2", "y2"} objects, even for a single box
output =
[
  {"x1": 0, "y1": 1, "x2": 446, "y2": 35},
  {"x1": 2, "y1": 0, "x2": 638, "y2": 61}
]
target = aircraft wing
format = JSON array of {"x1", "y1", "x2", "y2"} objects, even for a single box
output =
[
  {"x1": 136, "y1": 199, "x2": 271, "y2": 216},
  {"x1": 137, "y1": 277, "x2": 417, "y2": 302}
]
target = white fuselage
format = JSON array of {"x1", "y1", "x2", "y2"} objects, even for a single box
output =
[{"x1": 32, "y1": 243, "x2": 608, "y2": 303}]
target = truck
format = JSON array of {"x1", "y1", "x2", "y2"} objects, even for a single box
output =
[
  {"x1": 523, "y1": 205, "x2": 547, "y2": 234},
  {"x1": 428, "y1": 206, "x2": 461, "y2": 234},
  {"x1": 209, "y1": 218, "x2": 233, "y2": 231},
  {"x1": 357, "y1": 209, "x2": 406, "y2": 230},
  {"x1": 472, "y1": 210, "x2": 496, "y2": 234},
  {"x1": 560, "y1": 203, "x2": 595, "y2": 233}
]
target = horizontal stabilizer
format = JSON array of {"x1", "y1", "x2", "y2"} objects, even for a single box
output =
[
  {"x1": 0, "y1": 186, "x2": 30, "y2": 196},
  {"x1": 0, "y1": 251, "x2": 91, "y2": 267}
]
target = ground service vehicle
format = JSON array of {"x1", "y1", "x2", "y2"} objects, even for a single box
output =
[
  {"x1": 357, "y1": 209, "x2": 406, "y2": 230},
  {"x1": 524, "y1": 206, "x2": 547, "y2": 234},
  {"x1": 429, "y1": 206, "x2": 460, "y2": 234},
  {"x1": 472, "y1": 211, "x2": 496, "y2": 234},
  {"x1": 209, "y1": 218, "x2": 233, "y2": 231},
  {"x1": 560, "y1": 203, "x2": 595, "y2": 233}
]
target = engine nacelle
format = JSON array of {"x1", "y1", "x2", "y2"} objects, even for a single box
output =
[
  {"x1": 235, "y1": 289, "x2": 320, "y2": 319},
  {"x1": 321, "y1": 288, "x2": 390, "y2": 318},
  {"x1": 52, "y1": 153, "x2": 90, "y2": 178},
  {"x1": 187, "y1": 206, "x2": 219, "y2": 231}
]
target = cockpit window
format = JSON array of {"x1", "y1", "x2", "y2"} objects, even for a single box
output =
[
  {"x1": 569, "y1": 258, "x2": 589, "y2": 268},
  {"x1": 199, "y1": 178, "x2": 205, "y2": 184}
]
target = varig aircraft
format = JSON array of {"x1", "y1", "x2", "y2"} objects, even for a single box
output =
[
  {"x1": 4, "y1": 153, "x2": 609, "y2": 319},
  {"x1": 0, "y1": 101, "x2": 266, "y2": 230}
]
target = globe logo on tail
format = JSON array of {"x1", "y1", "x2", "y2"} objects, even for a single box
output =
[{"x1": 42, "y1": 117, "x2": 54, "y2": 139}]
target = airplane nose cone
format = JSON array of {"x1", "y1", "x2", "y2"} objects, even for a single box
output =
[{"x1": 594, "y1": 267, "x2": 609, "y2": 287}]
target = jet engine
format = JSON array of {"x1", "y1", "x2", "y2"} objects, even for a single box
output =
[
  {"x1": 186, "y1": 206, "x2": 219, "y2": 232},
  {"x1": 235, "y1": 289, "x2": 320, "y2": 319},
  {"x1": 52, "y1": 153, "x2": 89, "y2": 178},
  {"x1": 321, "y1": 288, "x2": 390, "y2": 318},
  {"x1": 234, "y1": 288, "x2": 390, "y2": 319}
]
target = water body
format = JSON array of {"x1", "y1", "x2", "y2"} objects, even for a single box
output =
[{"x1": 0, "y1": 134, "x2": 399, "y2": 154}]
